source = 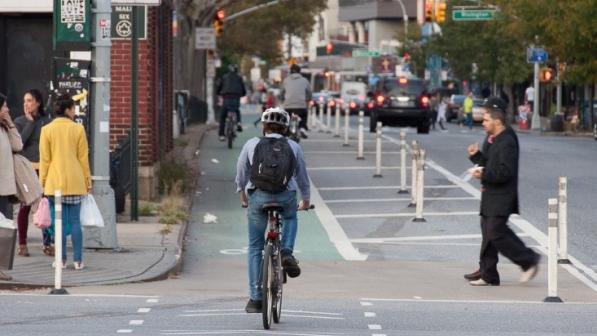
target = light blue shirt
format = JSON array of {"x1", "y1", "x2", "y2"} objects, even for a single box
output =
[{"x1": 235, "y1": 133, "x2": 310, "y2": 201}]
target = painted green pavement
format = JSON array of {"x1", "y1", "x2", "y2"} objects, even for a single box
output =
[{"x1": 190, "y1": 122, "x2": 342, "y2": 261}]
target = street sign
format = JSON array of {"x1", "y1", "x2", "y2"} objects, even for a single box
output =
[
  {"x1": 54, "y1": 0, "x2": 92, "y2": 46},
  {"x1": 527, "y1": 47, "x2": 548, "y2": 63},
  {"x1": 111, "y1": 0, "x2": 161, "y2": 6},
  {"x1": 112, "y1": 6, "x2": 147, "y2": 40},
  {"x1": 352, "y1": 49, "x2": 380, "y2": 58},
  {"x1": 195, "y1": 28, "x2": 216, "y2": 50},
  {"x1": 452, "y1": 9, "x2": 496, "y2": 21}
]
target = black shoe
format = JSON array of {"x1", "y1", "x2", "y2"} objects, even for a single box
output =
[
  {"x1": 464, "y1": 269, "x2": 481, "y2": 281},
  {"x1": 237, "y1": 124, "x2": 243, "y2": 132},
  {"x1": 300, "y1": 129, "x2": 308, "y2": 139},
  {"x1": 282, "y1": 252, "x2": 301, "y2": 278},
  {"x1": 245, "y1": 299, "x2": 262, "y2": 313}
]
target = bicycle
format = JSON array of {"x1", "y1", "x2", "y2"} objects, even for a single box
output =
[
  {"x1": 224, "y1": 110, "x2": 237, "y2": 149},
  {"x1": 259, "y1": 203, "x2": 314, "y2": 330}
]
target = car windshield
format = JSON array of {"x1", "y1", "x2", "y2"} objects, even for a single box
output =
[
  {"x1": 451, "y1": 95, "x2": 466, "y2": 105},
  {"x1": 384, "y1": 79, "x2": 425, "y2": 96}
]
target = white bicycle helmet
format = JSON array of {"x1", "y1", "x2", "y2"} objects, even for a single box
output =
[{"x1": 261, "y1": 107, "x2": 290, "y2": 127}]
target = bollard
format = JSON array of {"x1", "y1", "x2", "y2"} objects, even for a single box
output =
[
  {"x1": 318, "y1": 102, "x2": 325, "y2": 132},
  {"x1": 398, "y1": 130, "x2": 408, "y2": 194},
  {"x1": 326, "y1": 103, "x2": 332, "y2": 133},
  {"x1": 544, "y1": 198, "x2": 563, "y2": 302},
  {"x1": 373, "y1": 122, "x2": 383, "y2": 178},
  {"x1": 408, "y1": 141, "x2": 419, "y2": 207},
  {"x1": 413, "y1": 149, "x2": 426, "y2": 222},
  {"x1": 334, "y1": 103, "x2": 341, "y2": 137},
  {"x1": 309, "y1": 105, "x2": 316, "y2": 129},
  {"x1": 557, "y1": 177, "x2": 570, "y2": 264},
  {"x1": 50, "y1": 190, "x2": 68, "y2": 295},
  {"x1": 356, "y1": 111, "x2": 365, "y2": 160},
  {"x1": 343, "y1": 103, "x2": 350, "y2": 147}
]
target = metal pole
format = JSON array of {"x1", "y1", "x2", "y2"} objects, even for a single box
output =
[
  {"x1": 224, "y1": 0, "x2": 281, "y2": 22},
  {"x1": 343, "y1": 103, "x2": 350, "y2": 147},
  {"x1": 318, "y1": 102, "x2": 324, "y2": 132},
  {"x1": 130, "y1": 6, "x2": 139, "y2": 221},
  {"x1": 50, "y1": 191, "x2": 68, "y2": 295},
  {"x1": 532, "y1": 62, "x2": 541, "y2": 131},
  {"x1": 373, "y1": 122, "x2": 383, "y2": 178},
  {"x1": 310, "y1": 105, "x2": 316, "y2": 129},
  {"x1": 334, "y1": 103, "x2": 340, "y2": 137},
  {"x1": 409, "y1": 141, "x2": 419, "y2": 207},
  {"x1": 558, "y1": 177, "x2": 570, "y2": 264},
  {"x1": 326, "y1": 102, "x2": 332, "y2": 133},
  {"x1": 556, "y1": 58, "x2": 562, "y2": 115},
  {"x1": 544, "y1": 198, "x2": 563, "y2": 302},
  {"x1": 398, "y1": 130, "x2": 408, "y2": 194},
  {"x1": 394, "y1": 0, "x2": 408, "y2": 37},
  {"x1": 87, "y1": 0, "x2": 118, "y2": 248},
  {"x1": 356, "y1": 110, "x2": 365, "y2": 160},
  {"x1": 413, "y1": 149, "x2": 426, "y2": 222}
]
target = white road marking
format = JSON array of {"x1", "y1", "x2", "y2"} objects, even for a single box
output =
[
  {"x1": 147, "y1": 298, "x2": 160, "y2": 303},
  {"x1": 361, "y1": 297, "x2": 597, "y2": 305},
  {"x1": 0, "y1": 293, "x2": 159, "y2": 298},
  {"x1": 364, "y1": 312, "x2": 376, "y2": 317},
  {"x1": 360, "y1": 301, "x2": 373, "y2": 306},
  {"x1": 284, "y1": 309, "x2": 344, "y2": 316},
  {"x1": 368, "y1": 324, "x2": 382, "y2": 330},
  {"x1": 161, "y1": 330, "x2": 346, "y2": 335},
  {"x1": 371, "y1": 334, "x2": 387, "y2": 336},
  {"x1": 129, "y1": 320, "x2": 144, "y2": 325},
  {"x1": 335, "y1": 211, "x2": 478, "y2": 219},
  {"x1": 180, "y1": 313, "x2": 246, "y2": 317},
  {"x1": 284, "y1": 314, "x2": 345, "y2": 320},
  {"x1": 117, "y1": 330, "x2": 133, "y2": 334},
  {"x1": 350, "y1": 233, "x2": 530, "y2": 244},
  {"x1": 325, "y1": 197, "x2": 476, "y2": 203},
  {"x1": 137, "y1": 308, "x2": 151, "y2": 313},
  {"x1": 310, "y1": 178, "x2": 368, "y2": 261},
  {"x1": 318, "y1": 185, "x2": 458, "y2": 191},
  {"x1": 183, "y1": 309, "x2": 244, "y2": 313}
]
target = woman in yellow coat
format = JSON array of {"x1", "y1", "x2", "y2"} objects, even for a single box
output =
[{"x1": 39, "y1": 94, "x2": 91, "y2": 270}]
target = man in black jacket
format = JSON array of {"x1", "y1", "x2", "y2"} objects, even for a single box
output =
[
  {"x1": 217, "y1": 64, "x2": 246, "y2": 141},
  {"x1": 466, "y1": 97, "x2": 540, "y2": 286}
]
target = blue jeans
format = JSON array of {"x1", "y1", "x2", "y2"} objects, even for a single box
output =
[
  {"x1": 465, "y1": 113, "x2": 473, "y2": 129},
  {"x1": 49, "y1": 198, "x2": 83, "y2": 263},
  {"x1": 218, "y1": 98, "x2": 241, "y2": 136},
  {"x1": 247, "y1": 189, "x2": 297, "y2": 300}
]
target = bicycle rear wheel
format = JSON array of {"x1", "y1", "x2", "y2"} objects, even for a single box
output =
[
  {"x1": 272, "y1": 245, "x2": 283, "y2": 323},
  {"x1": 262, "y1": 244, "x2": 274, "y2": 329}
]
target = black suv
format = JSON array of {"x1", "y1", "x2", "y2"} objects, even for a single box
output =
[{"x1": 369, "y1": 77, "x2": 431, "y2": 133}]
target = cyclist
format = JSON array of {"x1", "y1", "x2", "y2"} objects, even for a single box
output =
[
  {"x1": 235, "y1": 107, "x2": 311, "y2": 313},
  {"x1": 281, "y1": 64, "x2": 311, "y2": 139},
  {"x1": 217, "y1": 64, "x2": 246, "y2": 141}
]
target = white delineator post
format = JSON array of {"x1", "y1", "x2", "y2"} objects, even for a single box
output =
[
  {"x1": 343, "y1": 103, "x2": 350, "y2": 147},
  {"x1": 326, "y1": 102, "x2": 332, "y2": 133},
  {"x1": 544, "y1": 198, "x2": 563, "y2": 303},
  {"x1": 398, "y1": 130, "x2": 408, "y2": 194},
  {"x1": 309, "y1": 105, "x2": 316, "y2": 129},
  {"x1": 50, "y1": 190, "x2": 68, "y2": 295},
  {"x1": 408, "y1": 141, "x2": 419, "y2": 207},
  {"x1": 373, "y1": 122, "x2": 383, "y2": 178},
  {"x1": 413, "y1": 149, "x2": 426, "y2": 222},
  {"x1": 557, "y1": 177, "x2": 570, "y2": 264},
  {"x1": 334, "y1": 103, "x2": 341, "y2": 137},
  {"x1": 318, "y1": 102, "x2": 325, "y2": 132},
  {"x1": 356, "y1": 111, "x2": 365, "y2": 160}
]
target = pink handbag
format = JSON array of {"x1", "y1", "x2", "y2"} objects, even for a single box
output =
[{"x1": 33, "y1": 198, "x2": 51, "y2": 229}]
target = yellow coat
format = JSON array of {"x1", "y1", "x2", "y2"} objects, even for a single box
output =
[{"x1": 39, "y1": 118, "x2": 91, "y2": 196}]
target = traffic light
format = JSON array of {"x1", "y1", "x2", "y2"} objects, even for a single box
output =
[
  {"x1": 435, "y1": 1, "x2": 447, "y2": 23},
  {"x1": 214, "y1": 9, "x2": 225, "y2": 37},
  {"x1": 425, "y1": 1, "x2": 434, "y2": 22},
  {"x1": 326, "y1": 42, "x2": 333, "y2": 55},
  {"x1": 540, "y1": 67, "x2": 554, "y2": 82}
]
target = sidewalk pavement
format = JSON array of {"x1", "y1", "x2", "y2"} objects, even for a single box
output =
[{"x1": 0, "y1": 123, "x2": 210, "y2": 290}]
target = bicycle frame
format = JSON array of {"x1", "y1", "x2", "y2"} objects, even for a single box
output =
[
  {"x1": 261, "y1": 208, "x2": 284, "y2": 329},
  {"x1": 224, "y1": 111, "x2": 237, "y2": 149}
]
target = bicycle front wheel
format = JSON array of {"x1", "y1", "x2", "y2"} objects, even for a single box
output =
[{"x1": 262, "y1": 244, "x2": 274, "y2": 330}]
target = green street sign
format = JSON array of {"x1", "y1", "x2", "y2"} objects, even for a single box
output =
[
  {"x1": 112, "y1": 5, "x2": 147, "y2": 40},
  {"x1": 452, "y1": 9, "x2": 496, "y2": 21},
  {"x1": 53, "y1": 0, "x2": 92, "y2": 47},
  {"x1": 352, "y1": 50, "x2": 380, "y2": 58}
]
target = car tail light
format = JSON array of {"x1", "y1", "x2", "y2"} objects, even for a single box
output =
[
  {"x1": 319, "y1": 96, "x2": 324, "y2": 103},
  {"x1": 367, "y1": 101, "x2": 375, "y2": 109},
  {"x1": 329, "y1": 100, "x2": 336, "y2": 107},
  {"x1": 349, "y1": 101, "x2": 357, "y2": 109},
  {"x1": 309, "y1": 101, "x2": 314, "y2": 106},
  {"x1": 420, "y1": 96, "x2": 430, "y2": 107},
  {"x1": 376, "y1": 95, "x2": 385, "y2": 106},
  {"x1": 399, "y1": 77, "x2": 408, "y2": 84}
]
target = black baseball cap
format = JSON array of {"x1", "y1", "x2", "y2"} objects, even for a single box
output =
[{"x1": 482, "y1": 96, "x2": 507, "y2": 112}]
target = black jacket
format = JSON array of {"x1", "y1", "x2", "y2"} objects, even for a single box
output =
[
  {"x1": 217, "y1": 72, "x2": 246, "y2": 98},
  {"x1": 14, "y1": 114, "x2": 50, "y2": 163},
  {"x1": 469, "y1": 127, "x2": 520, "y2": 217}
]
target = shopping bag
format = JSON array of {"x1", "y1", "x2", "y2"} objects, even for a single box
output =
[
  {"x1": 0, "y1": 212, "x2": 17, "y2": 270},
  {"x1": 32, "y1": 197, "x2": 51, "y2": 229},
  {"x1": 80, "y1": 195, "x2": 105, "y2": 227}
]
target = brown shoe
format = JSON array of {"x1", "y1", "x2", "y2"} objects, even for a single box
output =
[
  {"x1": 17, "y1": 244, "x2": 30, "y2": 257},
  {"x1": 43, "y1": 245, "x2": 55, "y2": 257}
]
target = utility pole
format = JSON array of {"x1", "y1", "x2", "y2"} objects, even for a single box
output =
[
  {"x1": 531, "y1": 61, "x2": 540, "y2": 130},
  {"x1": 86, "y1": 0, "x2": 118, "y2": 248}
]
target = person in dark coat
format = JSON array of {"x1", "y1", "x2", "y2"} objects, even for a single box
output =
[
  {"x1": 465, "y1": 97, "x2": 540, "y2": 286},
  {"x1": 217, "y1": 64, "x2": 246, "y2": 141}
]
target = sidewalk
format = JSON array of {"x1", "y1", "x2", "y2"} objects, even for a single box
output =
[{"x1": 0, "y1": 123, "x2": 210, "y2": 290}]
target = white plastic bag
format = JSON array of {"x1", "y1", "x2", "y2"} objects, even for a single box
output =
[{"x1": 80, "y1": 195, "x2": 105, "y2": 227}]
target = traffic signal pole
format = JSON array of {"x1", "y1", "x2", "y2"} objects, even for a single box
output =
[
  {"x1": 86, "y1": 0, "x2": 118, "y2": 248},
  {"x1": 532, "y1": 61, "x2": 541, "y2": 131}
]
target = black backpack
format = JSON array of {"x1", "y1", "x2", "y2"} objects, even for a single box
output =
[{"x1": 250, "y1": 137, "x2": 296, "y2": 193}]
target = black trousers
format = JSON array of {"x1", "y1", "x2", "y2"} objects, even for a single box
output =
[
  {"x1": 479, "y1": 216, "x2": 539, "y2": 284},
  {"x1": 0, "y1": 196, "x2": 13, "y2": 220},
  {"x1": 285, "y1": 108, "x2": 308, "y2": 131}
]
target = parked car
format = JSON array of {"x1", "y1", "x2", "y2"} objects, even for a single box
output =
[
  {"x1": 472, "y1": 98, "x2": 486, "y2": 122},
  {"x1": 445, "y1": 94, "x2": 464, "y2": 122},
  {"x1": 369, "y1": 76, "x2": 431, "y2": 133}
]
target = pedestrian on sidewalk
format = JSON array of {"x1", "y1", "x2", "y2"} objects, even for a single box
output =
[
  {"x1": 437, "y1": 96, "x2": 448, "y2": 131},
  {"x1": 465, "y1": 97, "x2": 540, "y2": 286},
  {"x1": 0, "y1": 93, "x2": 23, "y2": 281},
  {"x1": 14, "y1": 89, "x2": 54, "y2": 257},
  {"x1": 463, "y1": 91, "x2": 474, "y2": 131},
  {"x1": 235, "y1": 107, "x2": 310, "y2": 313},
  {"x1": 39, "y1": 94, "x2": 92, "y2": 270},
  {"x1": 281, "y1": 64, "x2": 312, "y2": 139}
]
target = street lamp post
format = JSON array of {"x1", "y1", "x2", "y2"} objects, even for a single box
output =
[{"x1": 394, "y1": 0, "x2": 409, "y2": 37}]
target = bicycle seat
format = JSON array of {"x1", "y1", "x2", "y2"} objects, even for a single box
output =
[{"x1": 262, "y1": 203, "x2": 284, "y2": 213}]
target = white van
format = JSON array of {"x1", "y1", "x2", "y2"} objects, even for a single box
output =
[{"x1": 341, "y1": 81, "x2": 367, "y2": 113}]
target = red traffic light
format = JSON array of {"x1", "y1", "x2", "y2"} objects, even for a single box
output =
[
  {"x1": 326, "y1": 43, "x2": 333, "y2": 55},
  {"x1": 540, "y1": 67, "x2": 554, "y2": 82},
  {"x1": 216, "y1": 9, "x2": 225, "y2": 21}
]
